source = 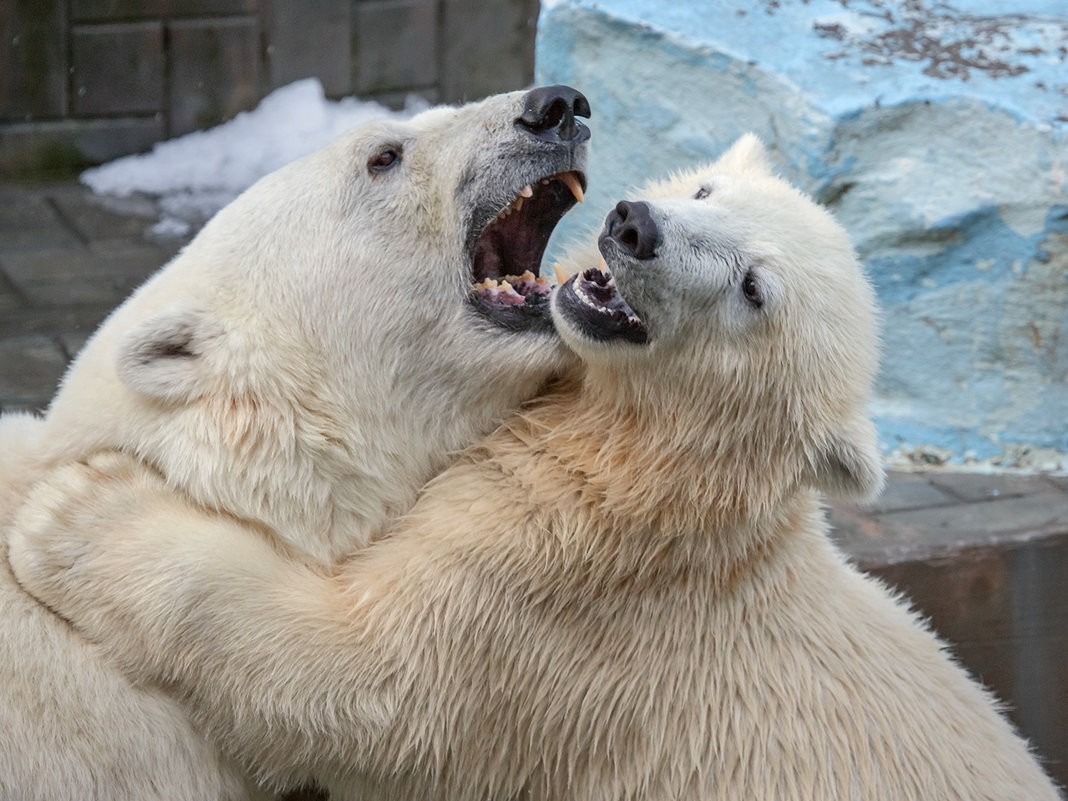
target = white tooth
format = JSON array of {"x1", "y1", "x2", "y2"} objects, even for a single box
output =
[
  {"x1": 514, "y1": 197, "x2": 524, "y2": 211},
  {"x1": 500, "y1": 280, "x2": 513, "y2": 292},
  {"x1": 535, "y1": 275, "x2": 548, "y2": 285},
  {"x1": 520, "y1": 184, "x2": 534, "y2": 198},
  {"x1": 520, "y1": 270, "x2": 535, "y2": 281},
  {"x1": 559, "y1": 172, "x2": 584, "y2": 204},
  {"x1": 485, "y1": 278, "x2": 498, "y2": 289},
  {"x1": 553, "y1": 263, "x2": 571, "y2": 285}
]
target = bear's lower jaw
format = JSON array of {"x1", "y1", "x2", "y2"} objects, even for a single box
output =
[
  {"x1": 469, "y1": 289, "x2": 555, "y2": 334},
  {"x1": 554, "y1": 267, "x2": 649, "y2": 345}
]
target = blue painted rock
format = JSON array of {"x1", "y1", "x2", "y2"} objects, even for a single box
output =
[{"x1": 537, "y1": 0, "x2": 1068, "y2": 469}]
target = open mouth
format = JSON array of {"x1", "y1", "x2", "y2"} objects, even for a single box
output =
[
  {"x1": 556, "y1": 265, "x2": 649, "y2": 345},
  {"x1": 469, "y1": 170, "x2": 586, "y2": 331}
]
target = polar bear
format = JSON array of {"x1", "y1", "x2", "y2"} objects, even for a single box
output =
[
  {"x1": 0, "y1": 85, "x2": 589, "y2": 800},
  {"x1": 10, "y1": 135, "x2": 1061, "y2": 800}
]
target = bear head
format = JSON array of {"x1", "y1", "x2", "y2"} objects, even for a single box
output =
[
  {"x1": 42, "y1": 87, "x2": 590, "y2": 562},
  {"x1": 552, "y1": 135, "x2": 883, "y2": 522}
]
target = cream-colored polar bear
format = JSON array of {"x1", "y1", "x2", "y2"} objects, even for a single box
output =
[
  {"x1": 0, "y1": 86, "x2": 589, "y2": 800},
  {"x1": 11, "y1": 136, "x2": 1061, "y2": 800}
]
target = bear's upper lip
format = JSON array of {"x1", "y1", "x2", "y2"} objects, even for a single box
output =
[{"x1": 467, "y1": 170, "x2": 586, "y2": 331}]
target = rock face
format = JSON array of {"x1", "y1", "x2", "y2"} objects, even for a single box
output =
[{"x1": 537, "y1": 0, "x2": 1068, "y2": 470}]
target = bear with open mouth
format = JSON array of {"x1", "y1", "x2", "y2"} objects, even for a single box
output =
[
  {"x1": 10, "y1": 135, "x2": 1061, "y2": 800},
  {"x1": 0, "y1": 86, "x2": 588, "y2": 801}
]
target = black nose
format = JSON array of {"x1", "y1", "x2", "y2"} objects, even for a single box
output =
[
  {"x1": 600, "y1": 201, "x2": 660, "y2": 260},
  {"x1": 516, "y1": 85, "x2": 591, "y2": 144}
]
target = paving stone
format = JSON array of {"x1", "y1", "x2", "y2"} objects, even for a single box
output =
[
  {"x1": 1, "y1": 243, "x2": 160, "y2": 307},
  {"x1": 0, "y1": 118, "x2": 165, "y2": 179},
  {"x1": 0, "y1": 304, "x2": 114, "y2": 339},
  {"x1": 353, "y1": 0, "x2": 439, "y2": 95},
  {"x1": 71, "y1": 22, "x2": 165, "y2": 117},
  {"x1": 0, "y1": 335, "x2": 68, "y2": 408},
  {"x1": 13, "y1": 240, "x2": 164, "y2": 280},
  {"x1": 439, "y1": 0, "x2": 538, "y2": 103},
  {"x1": 0, "y1": 191, "x2": 61, "y2": 230},
  {"x1": 863, "y1": 471, "x2": 956, "y2": 513},
  {"x1": 0, "y1": 278, "x2": 23, "y2": 312},
  {"x1": 0, "y1": 0, "x2": 67, "y2": 122},
  {"x1": 58, "y1": 332, "x2": 91, "y2": 361},
  {"x1": 72, "y1": 0, "x2": 257, "y2": 22},
  {"x1": 88, "y1": 239, "x2": 169, "y2": 277},
  {"x1": 0, "y1": 193, "x2": 81, "y2": 251},
  {"x1": 267, "y1": 0, "x2": 351, "y2": 97},
  {"x1": 169, "y1": 17, "x2": 261, "y2": 137},
  {"x1": 926, "y1": 471, "x2": 1044, "y2": 502},
  {"x1": 1043, "y1": 475, "x2": 1068, "y2": 493},
  {"x1": 48, "y1": 186, "x2": 156, "y2": 242},
  {"x1": 0, "y1": 224, "x2": 81, "y2": 253}
]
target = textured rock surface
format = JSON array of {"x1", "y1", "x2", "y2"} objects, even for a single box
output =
[{"x1": 537, "y1": 0, "x2": 1068, "y2": 469}]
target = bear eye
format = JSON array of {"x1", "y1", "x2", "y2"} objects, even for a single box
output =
[
  {"x1": 694, "y1": 185, "x2": 711, "y2": 200},
  {"x1": 368, "y1": 146, "x2": 402, "y2": 174},
  {"x1": 741, "y1": 271, "x2": 764, "y2": 308}
]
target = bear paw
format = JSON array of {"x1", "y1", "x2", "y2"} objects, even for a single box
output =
[{"x1": 7, "y1": 451, "x2": 160, "y2": 613}]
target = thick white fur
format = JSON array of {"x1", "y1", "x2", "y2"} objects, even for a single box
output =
[
  {"x1": 10, "y1": 137, "x2": 1061, "y2": 800},
  {"x1": 1, "y1": 407, "x2": 257, "y2": 801},
  {"x1": 0, "y1": 89, "x2": 579, "y2": 799}
]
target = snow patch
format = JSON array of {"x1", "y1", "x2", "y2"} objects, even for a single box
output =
[{"x1": 81, "y1": 79, "x2": 429, "y2": 235}]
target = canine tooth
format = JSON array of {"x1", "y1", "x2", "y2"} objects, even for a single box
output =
[
  {"x1": 520, "y1": 184, "x2": 534, "y2": 198},
  {"x1": 560, "y1": 172, "x2": 584, "y2": 204},
  {"x1": 553, "y1": 263, "x2": 571, "y2": 285}
]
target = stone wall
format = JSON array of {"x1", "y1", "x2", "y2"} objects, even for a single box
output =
[
  {"x1": 536, "y1": 0, "x2": 1068, "y2": 472},
  {"x1": 0, "y1": 0, "x2": 539, "y2": 177}
]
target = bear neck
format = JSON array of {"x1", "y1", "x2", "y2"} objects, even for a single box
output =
[{"x1": 479, "y1": 376, "x2": 822, "y2": 585}]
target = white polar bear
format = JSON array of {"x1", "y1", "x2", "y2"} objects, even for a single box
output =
[
  {"x1": 11, "y1": 135, "x2": 1060, "y2": 801},
  {"x1": 0, "y1": 85, "x2": 590, "y2": 800}
]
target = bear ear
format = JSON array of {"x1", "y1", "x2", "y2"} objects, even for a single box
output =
[
  {"x1": 716, "y1": 133, "x2": 774, "y2": 176},
  {"x1": 810, "y1": 413, "x2": 885, "y2": 502},
  {"x1": 115, "y1": 306, "x2": 223, "y2": 403}
]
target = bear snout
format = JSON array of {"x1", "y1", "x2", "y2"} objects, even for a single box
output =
[
  {"x1": 600, "y1": 201, "x2": 660, "y2": 260},
  {"x1": 515, "y1": 86, "x2": 592, "y2": 145}
]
